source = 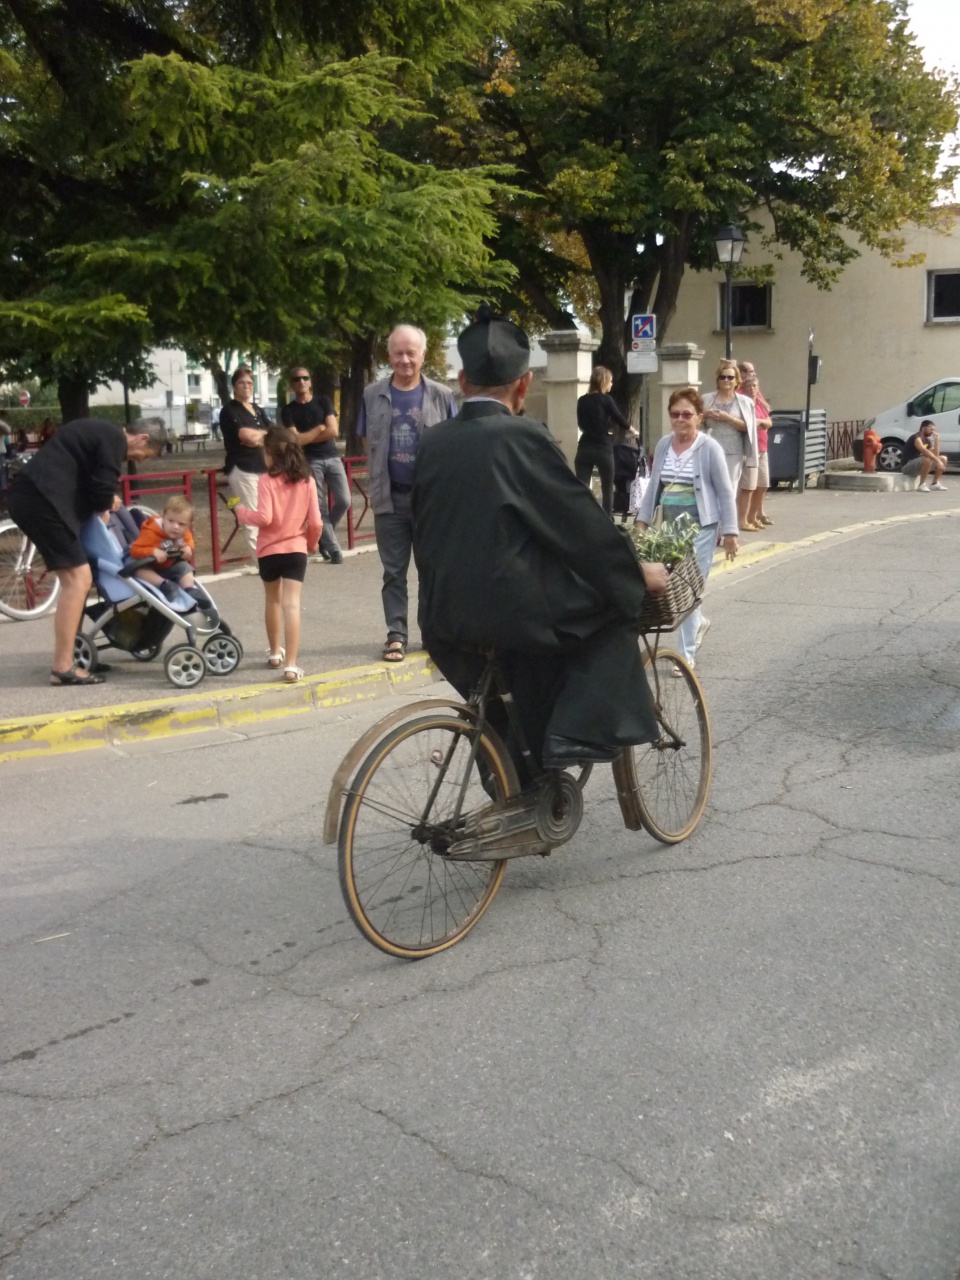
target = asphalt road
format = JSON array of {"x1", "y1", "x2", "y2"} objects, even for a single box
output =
[
  {"x1": 2, "y1": 516, "x2": 960, "y2": 1279},
  {"x1": 2, "y1": 483, "x2": 958, "y2": 721}
]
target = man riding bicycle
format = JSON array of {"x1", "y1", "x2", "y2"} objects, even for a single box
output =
[{"x1": 412, "y1": 308, "x2": 667, "y2": 779}]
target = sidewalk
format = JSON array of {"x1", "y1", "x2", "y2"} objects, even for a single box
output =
[{"x1": 1, "y1": 482, "x2": 958, "y2": 749}]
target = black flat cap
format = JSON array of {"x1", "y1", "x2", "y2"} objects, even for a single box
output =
[{"x1": 457, "y1": 304, "x2": 530, "y2": 385}]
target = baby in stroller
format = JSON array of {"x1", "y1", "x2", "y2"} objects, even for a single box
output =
[
  {"x1": 75, "y1": 503, "x2": 243, "y2": 688},
  {"x1": 128, "y1": 495, "x2": 199, "y2": 602}
]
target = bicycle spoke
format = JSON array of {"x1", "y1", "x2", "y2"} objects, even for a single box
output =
[{"x1": 339, "y1": 716, "x2": 510, "y2": 956}]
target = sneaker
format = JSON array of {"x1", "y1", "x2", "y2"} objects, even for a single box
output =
[
  {"x1": 159, "y1": 580, "x2": 180, "y2": 601},
  {"x1": 918, "y1": 483, "x2": 931, "y2": 492},
  {"x1": 695, "y1": 616, "x2": 711, "y2": 652},
  {"x1": 931, "y1": 481, "x2": 948, "y2": 491},
  {"x1": 328, "y1": 549, "x2": 344, "y2": 565}
]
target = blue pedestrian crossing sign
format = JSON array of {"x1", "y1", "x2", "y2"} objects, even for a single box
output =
[{"x1": 632, "y1": 314, "x2": 656, "y2": 341}]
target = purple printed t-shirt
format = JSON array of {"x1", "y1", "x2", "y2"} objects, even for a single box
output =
[
  {"x1": 384, "y1": 383, "x2": 425, "y2": 487},
  {"x1": 356, "y1": 380, "x2": 456, "y2": 487}
]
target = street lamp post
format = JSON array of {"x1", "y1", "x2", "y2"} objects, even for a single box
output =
[{"x1": 713, "y1": 224, "x2": 747, "y2": 360}]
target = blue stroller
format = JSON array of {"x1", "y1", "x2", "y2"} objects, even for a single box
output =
[{"x1": 76, "y1": 515, "x2": 243, "y2": 688}]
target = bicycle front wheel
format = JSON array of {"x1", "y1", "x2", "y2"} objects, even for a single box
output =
[
  {"x1": 628, "y1": 650, "x2": 712, "y2": 844},
  {"x1": 0, "y1": 521, "x2": 61, "y2": 620},
  {"x1": 339, "y1": 714, "x2": 515, "y2": 959}
]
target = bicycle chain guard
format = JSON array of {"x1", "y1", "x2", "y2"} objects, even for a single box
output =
[{"x1": 445, "y1": 771, "x2": 583, "y2": 861}]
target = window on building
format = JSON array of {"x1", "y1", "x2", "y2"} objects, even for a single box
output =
[
  {"x1": 911, "y1": 381, "x2": 960, "y2": 415},
  {"x1": 927, "y1": 270, "x2": 960, "y2": 322},
  {"x1": 719, "y1": 283, "x2": 772, "y2": 329},
  {"x1": 187, "y1": 372, "x2": 201, "y2": 390}
]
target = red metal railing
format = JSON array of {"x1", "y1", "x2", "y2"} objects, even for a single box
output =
[
  {"x1": 120, "y1": 469, "x2": 194, "y2": 507},
  {"x1": 204, "y1": 468, "x2": 249, "y2": 575},
  {"x1": 342, "y1": 456, "x2": 374, "y2": 550},
  {"x1": 826, "y1": 420, "x2": 864, "y2": 461},
  {"x1": 204, "y1": 456, "x2": 374, "y2": 574}
]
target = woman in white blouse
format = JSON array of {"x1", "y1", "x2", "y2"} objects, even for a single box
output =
[
  {"x1": 635, "y1": 387, "x2": 738, "y2": 668},
  {"x1": 701, "y1": 361, "x2": 758, "y2": 532}
]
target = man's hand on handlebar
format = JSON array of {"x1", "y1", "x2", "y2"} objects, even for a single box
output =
[{"x1": 640, "y1": 561, "x2": 669, "y2": 595}]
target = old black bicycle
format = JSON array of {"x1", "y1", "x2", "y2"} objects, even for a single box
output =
[{"x1": 326, "y1": 605, "x2": 712, "y2": 960}]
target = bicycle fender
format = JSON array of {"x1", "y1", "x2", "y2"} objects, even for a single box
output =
[
  {"x1": 610, "y1": 751, "x2": 644, "y2": 832},
  {"x1": 323, "y1": 698, "x2": 481, "y2": 845}
]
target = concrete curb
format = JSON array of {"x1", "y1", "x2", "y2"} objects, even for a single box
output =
[
  {"x1": 3, "y1": 507, "x2": 958, "y2": 766},
  {"x1": 0, "y1": 653, "x2": 440, "y2": 764},
  {"x1": 710, "y1": 507, "x2": 959, "y2": 577}
]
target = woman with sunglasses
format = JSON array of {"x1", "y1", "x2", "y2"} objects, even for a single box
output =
[
  {"x1": 635, "y1": 387, "x2": 738, "y2": 668},
  {"x1": 702, "y1": 361, "x2": 758, "y2": 532},
  {"x1": 219, "y1": 364, "x2": 273, "y2": 555}
]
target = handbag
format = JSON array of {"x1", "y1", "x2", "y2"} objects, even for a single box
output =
[{"x1": 628, "y1": 454, "x2": 650, "y2": 514}]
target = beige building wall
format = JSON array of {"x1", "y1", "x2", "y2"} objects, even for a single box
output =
[{"x1": 653, "y1": 211, "x2": 960, "y2": 431}]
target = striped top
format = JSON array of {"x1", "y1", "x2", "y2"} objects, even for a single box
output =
[{"x1": 660, "y1": 445, "x2": 699, "y2": 526}]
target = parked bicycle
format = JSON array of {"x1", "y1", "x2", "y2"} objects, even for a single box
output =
[
  {"x1": 0, "y1": 519, "x2": 61, "y2": 620},
  {"x1": 325, "y1": 628, "x2": 711, "y2": 960}
]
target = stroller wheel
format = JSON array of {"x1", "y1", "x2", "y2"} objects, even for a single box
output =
[
  {"x1": 203, "y1": 633, "x2": 243, "y2": 676},
  {"x1": 73, "y1": 634, "x2": 100, "y2": 673},
  {"x1": 164, "y1": 644, "x2": 206, "y2": 689},
  {"x1": 131, "y1": 644, "x2": 161, "y2": 662}
]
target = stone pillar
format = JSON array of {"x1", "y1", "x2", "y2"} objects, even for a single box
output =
[
  {"x1": 541, "y1": 330, "x2": 600, "y2": 464},
  {"x1": 655, "y1": 343, "x2": 705, "y2": 445}
]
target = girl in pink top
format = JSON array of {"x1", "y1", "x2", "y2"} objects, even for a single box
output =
[{"x1": 235, "y1": 427, "x2": 323, "y2": 683}]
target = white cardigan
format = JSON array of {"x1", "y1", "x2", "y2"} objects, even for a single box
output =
[{"x1": 702, "y1": 390, "x2": 758, "y2": 468}]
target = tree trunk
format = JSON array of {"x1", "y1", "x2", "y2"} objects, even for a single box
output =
[
  {"x1": 341, "y1": 332, "x2": 379, "y2": 457},
  {"x1": 57, "y1": 369, "x2": 89, "y2": 421},
  {"x1": 206, "y1": 357, "x2": 231, "y2": 407},
  {"x1": 311, "y1": 363, "x2": 338, "y2": 405},
  {"x1": 582, "y1": 228, "x2": 655, "y2": 426},
  {"x1": 651, "y1": 218, "x2": 693, "y2": 343}
]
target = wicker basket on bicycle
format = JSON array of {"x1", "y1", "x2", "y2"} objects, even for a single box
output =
[{"x1": 636, "y1": 550, "x2": 705, "y2": 633}]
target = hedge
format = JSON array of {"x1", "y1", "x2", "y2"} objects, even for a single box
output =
[{"x1": 0, "y1": 404, "x2": 141, "y2": 430}]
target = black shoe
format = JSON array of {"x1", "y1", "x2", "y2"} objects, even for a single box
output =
[
  {"x1": 159, "y1": 580, "x2": 180, "y2": 602},
  {"x1": 318, "y1": 547, "x2": 332, "y2": 562},
  {"x1": 327, "y1": 549, "x2": 344, "y2": 564},
  {"x1": 541, "y1": 735, "x2": 621, "y2": 769}
]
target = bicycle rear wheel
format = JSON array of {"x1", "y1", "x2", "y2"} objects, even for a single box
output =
[
  {"x1": 626, "y1": 650, "x2": 711, "y2": 844},
  {"x1": 338, "y1": 714, "x2": 515, "y2": 959},
  {"x1": 0, "y1": 520, "x2": 61, "y2": 620}
]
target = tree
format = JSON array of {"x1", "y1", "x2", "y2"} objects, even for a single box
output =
[
  {"x1": 61, "y1": 52, "x2": 510, "y2": 438},
  {"x1": 429, "y1": 0, "x2": 959, "y2": 411},
  {"x1": 0, "y1": 0, "x2": 517, "y2": 419}
]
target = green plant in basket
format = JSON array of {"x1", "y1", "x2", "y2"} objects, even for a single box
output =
[{"x1": 630, "y1": 513, "x2": 698, "y2": 567}]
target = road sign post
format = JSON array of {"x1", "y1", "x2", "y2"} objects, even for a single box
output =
[{"x1": 18, "y1": 390, "x2": 30, "y2": 407}]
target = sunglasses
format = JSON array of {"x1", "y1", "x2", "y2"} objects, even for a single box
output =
[
  {"x1": 669, "y1": 410, "x2": 697, "y2": 420},
  {"x1": 290, "y1": 374, "x2": 310, "y2": 382},
  {"x1": 717, "y1": 373, "x2": 736, "y2": 380}
]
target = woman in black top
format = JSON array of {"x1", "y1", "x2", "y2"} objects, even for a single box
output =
[
  {"x1": 219, "y1": 364, "x2": 272, "y2": 556},
  {"x1": 575, "y1": 366, "x2": 630, "y2": 518}
]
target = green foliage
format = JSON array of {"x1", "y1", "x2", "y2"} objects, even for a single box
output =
[
  {"x1": 0, "y1": 0, "x2": 520, "y2": 416},
  {"x1": 631, "y1": 514, "x2": 699, "y2": 566},
  {"x1": 430, "y1": 0, "x2": 960, "y2": 401},
  {"x1": 0, "y1": 404, "x2": 139, "y2": 430}
]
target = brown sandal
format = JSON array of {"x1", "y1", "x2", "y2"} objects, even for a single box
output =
[{"x1": 382, "y1": 637, "x2": 406, "y2": 663}]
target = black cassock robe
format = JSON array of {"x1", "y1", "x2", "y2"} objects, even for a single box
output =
[{"x1": 412, "y1": 399, "x2": 657, "y2": 774}]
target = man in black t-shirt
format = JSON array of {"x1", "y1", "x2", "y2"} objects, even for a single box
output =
[
  {"x1": 280, "y1": 367, "x2": 351, "y2": 563},
  {"x1": 901, "y1": 419, "x2": 947, "y2": 491}
]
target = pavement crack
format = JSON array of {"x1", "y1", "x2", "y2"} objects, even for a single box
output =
[{"x1": 341, "y1": 1096, "x2": 565, "y2": 1212}]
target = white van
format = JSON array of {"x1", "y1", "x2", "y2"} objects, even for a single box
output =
[{"x1": 856, "y1": 378, "x2": 960, "y2": 471}]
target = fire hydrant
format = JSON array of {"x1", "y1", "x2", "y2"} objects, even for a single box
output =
[{"x1": 862, "y1": 427, "x2": 882, "y2": 473}]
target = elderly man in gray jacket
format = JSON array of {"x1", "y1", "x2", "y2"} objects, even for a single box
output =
[{"x1": 356, "y1": 324, "x2": 456, "y2": 662}]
